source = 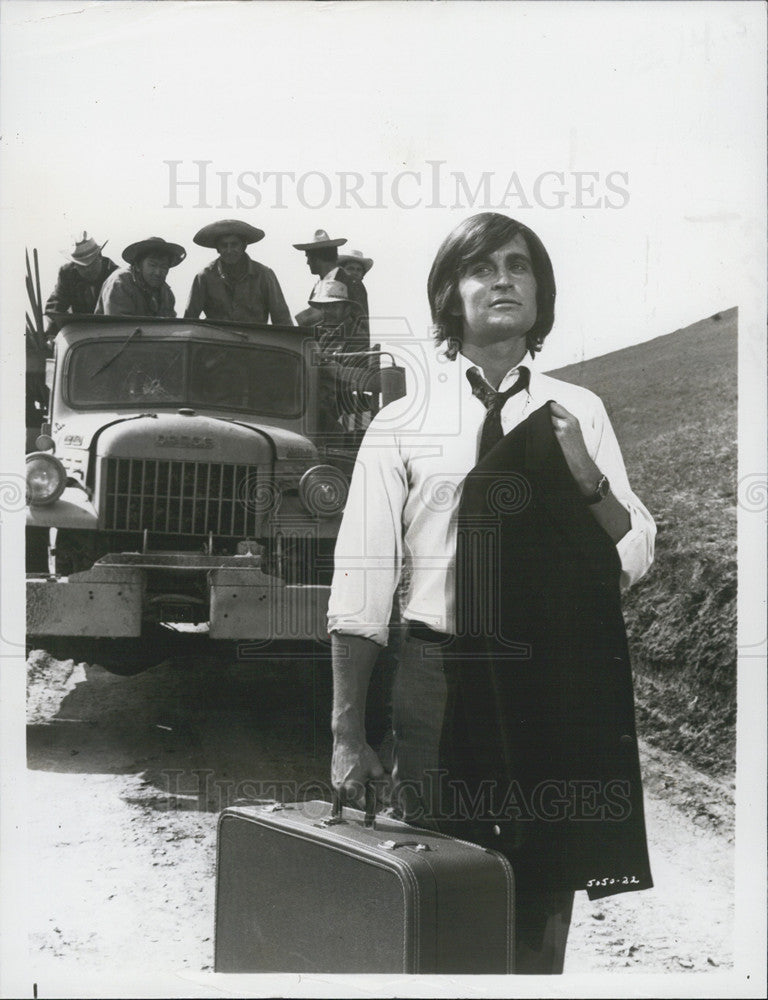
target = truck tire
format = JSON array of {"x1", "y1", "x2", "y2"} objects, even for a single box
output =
[{"x1": 53, "y1": 528, "x2": 99, "y2": 576}]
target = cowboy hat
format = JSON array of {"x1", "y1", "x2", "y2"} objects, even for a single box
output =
[
  {"x1": 292, "y1": 228, "x2": 347, "y2": 252},
  {"x1": 337, "y1": 248, "x2": 373, "y2": 274},
  {"x1": 122, "y1": 237, "x2": 186, "y2": 268},
  {"x1": 311, "y1": 278, "x2": 352, "y2": 304},
  {"x1": 193, "y1": 219, "x2": 265, "y2": 248},
  {"x1": 61, "y1": 232, "x2": 108, "y2": 267}
]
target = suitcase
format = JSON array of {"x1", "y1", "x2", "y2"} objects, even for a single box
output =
[{"x1": 214, "y1": 796, "x2": 515, "y2": 974}]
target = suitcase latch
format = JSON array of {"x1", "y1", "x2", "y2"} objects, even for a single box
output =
[{"x1": 378, "y1": 839, "x2": 432, "y2": 852}]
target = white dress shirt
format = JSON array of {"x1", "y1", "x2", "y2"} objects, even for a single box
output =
[{"x1": 327, "y1": 347, "x2": 656, "y2": 646}]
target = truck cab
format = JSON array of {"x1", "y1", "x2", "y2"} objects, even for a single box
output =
[{"x1": 26, "y1": 316, "x2": 404, "y2": 673}]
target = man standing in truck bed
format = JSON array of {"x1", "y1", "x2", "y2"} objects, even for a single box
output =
[
  {"x1": 329, "y1": 212, "x2": 656, "y2": 974},
  {"x1": 184, "y1": 219, "x2": 292, "y2": 325},
  {"x1": 45, "y1": 232, "x2": 118, "y2": 345},
  {"x1": 293, "y1": 229, "x2": 369, "y2": 344},
  {"x1": 96, "y1": 236, "x2": 185, "y2": 317}
]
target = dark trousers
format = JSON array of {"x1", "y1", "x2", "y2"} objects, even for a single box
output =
[
  {"x1": 390, "y1": 630, "x2": 573, "y2": 975},
  {"x1": 514, "y1": 889, "x2": 574, "y2": 974}
]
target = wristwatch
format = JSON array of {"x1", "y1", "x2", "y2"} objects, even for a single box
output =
[{"x1": 585, "y1": 474, "x2": 610, "y2": 505}]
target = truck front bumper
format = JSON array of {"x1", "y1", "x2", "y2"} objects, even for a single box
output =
[{"x1": 27, "y1": 554, "x2": 330, "y2": 641}]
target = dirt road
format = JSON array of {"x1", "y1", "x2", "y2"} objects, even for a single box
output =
[{"x1": 23, "y1": 650, "x2": 735, "y2": 989}]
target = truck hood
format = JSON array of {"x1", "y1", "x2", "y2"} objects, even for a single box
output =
[{"x1": 57, "y1": 412, "x2": 318, "y2": 462}]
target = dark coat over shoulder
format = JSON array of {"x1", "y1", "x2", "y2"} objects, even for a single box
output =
[{"x1": 440, "y1": 402, "x2": 653, "y2": 899}]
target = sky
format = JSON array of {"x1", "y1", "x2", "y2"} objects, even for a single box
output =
[
  {"x1": 0, "y1": 0, "x2": 764, "y2": 372},
  {"x1": 0, "y1": 2, "x2": 766, "y2": 998}
]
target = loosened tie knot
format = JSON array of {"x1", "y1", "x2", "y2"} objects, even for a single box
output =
[{"x1": 466, "y1": 366, "x2": 530, "y2": 459}]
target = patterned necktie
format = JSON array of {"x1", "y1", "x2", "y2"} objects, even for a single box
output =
[{"x1": 467, "y1": 365, "x2": 530, "y2": 460}]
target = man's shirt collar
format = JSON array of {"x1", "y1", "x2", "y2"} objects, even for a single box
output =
[
  {"x1": 455, "y1": 348, "x2": 534, "y2": 396},
  {"x1": 216, "y1": 255, "x2": 252, "y2": 282}
]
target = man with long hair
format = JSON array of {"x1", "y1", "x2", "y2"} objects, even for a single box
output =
[{"x1": 329, "y1": 213, "x2": 655, "y2": 973}]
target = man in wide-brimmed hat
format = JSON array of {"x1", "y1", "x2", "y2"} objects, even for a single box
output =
[
  {"x1": 298, "y1": 277, "x2": 367, "y2": 356},
  {"x1": 184, "y1": 219, "x2": 292, "y2": 325},
  {"x1": 45, "y1": 232, "x2": 118, "y2": 343},
  {"x1": 337, "y1": 248, "x2": 373, "y2": 284},
  {"x1": 96, "y1": 237, "x2": 185, "y2": 317},
  {"x1": 298, "y1": 278, "x2": 371, "y2": 435},
  {"x1": 292, "y1": 229, "x2": 369, "y2": 342}
]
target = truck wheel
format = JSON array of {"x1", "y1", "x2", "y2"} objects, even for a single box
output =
[{"x1": 54, "y1": 528, "x2": 99, "y2": 576}]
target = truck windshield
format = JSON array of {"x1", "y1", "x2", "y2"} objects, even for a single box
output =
[{"x1": 66, "y1": 339, "x2": 305, "y2": 417}]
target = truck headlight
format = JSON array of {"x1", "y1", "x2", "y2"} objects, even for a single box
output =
[
  {"x1": 26, "y1": 452, "x2": 67, "y2": 506},
  {"x1": 298, "y1": 465, "x2": 349, "y2": 518}
]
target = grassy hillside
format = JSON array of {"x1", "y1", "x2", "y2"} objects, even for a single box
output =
[{"x1": 548, "y1": 308, "x2": 737, "y2": 775}]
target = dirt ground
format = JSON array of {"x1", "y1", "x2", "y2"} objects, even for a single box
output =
[{"x1": 22, "y1": 649, "x2": 735, "y2": 991}]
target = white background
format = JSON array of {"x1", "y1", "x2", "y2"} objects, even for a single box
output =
[{"x1": 0, "y1": 2, "x2": 765, "y2": 998}]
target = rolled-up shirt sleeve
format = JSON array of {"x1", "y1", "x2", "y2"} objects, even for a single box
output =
[
  {"x1": 327, "y1": 428, "x2": 407, "y2": 646},
  {"x1": 588, "y1": 399, "x2": 656, "y2": 589}
]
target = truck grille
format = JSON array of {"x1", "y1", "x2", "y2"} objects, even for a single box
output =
[{"x1": 103, "y1": 458, "x2": 265, "y2": 536}]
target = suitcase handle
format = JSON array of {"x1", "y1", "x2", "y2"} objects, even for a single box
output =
[
  {"x1": 330, "y1": 782, "x2": 377, "y2": 828},
  {"x1": 377, "y1": 839, "x2": 432, "y2": 852}
]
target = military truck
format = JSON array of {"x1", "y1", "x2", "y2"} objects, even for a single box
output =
[{"x1": 26, "y1": 316, "x2": 405, "y2": 674}]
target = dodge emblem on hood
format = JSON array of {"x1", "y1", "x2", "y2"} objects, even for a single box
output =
[{"x1": 156, "y1": 434, "x2": 214, "y2": 448}]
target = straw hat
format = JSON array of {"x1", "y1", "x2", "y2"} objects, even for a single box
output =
[
  {"x1": 62, "y1": 232, "x2": 108, "y2": 267},
  {"x1": 193, "y1": 219, "x2": 265, "y2": 248},
  {"x1": 122, "y1": 237, "x2": 186, "y2": 268},
  {"x1": 293, "y1": 228, "x2": 347, "y2": 251},
  {"x1": 338, "y1": 248, "x2": 373, "y2": 274},
  {"x1": 311, "y1": 278, "x2": 352, "y2": 304}
]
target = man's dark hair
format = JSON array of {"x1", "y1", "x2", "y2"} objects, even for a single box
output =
[{"x1": 427, "y1": 213, "x2": 556, "y2": 359}]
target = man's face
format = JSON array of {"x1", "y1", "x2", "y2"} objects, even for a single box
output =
[
  {"x1": 305, "y1": 251, "x2": 323, "y2": 276},
  {"x1": 138, "y1": 255, "x2": 171, "y2": 289},
  {"x1": 456, "y1": 234, "x2": 538, "y2": 347},
  {"x1": 75, "y1": 256, "x2": 103, "y2": 283},
  {"x1": 217, "y1": 236, "x2": 247, "y2": 267},
  {"x1": 318, "y1": 300, "x2": 351, "y2": 326},
  {"x1": 343, "y1": 261, "x2": 364, "y2": 281}
]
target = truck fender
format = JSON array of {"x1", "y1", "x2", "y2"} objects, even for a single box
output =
[{"x1": 26, "y1": 484, "x2": 98, "y2": 530}]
